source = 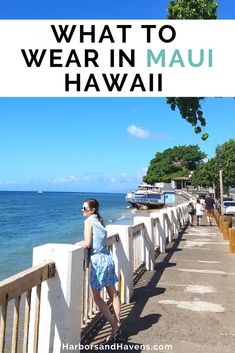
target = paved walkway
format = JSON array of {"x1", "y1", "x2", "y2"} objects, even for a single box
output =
[{"x1": 84, "y1": 219, "x2": 235, "y2": 353}]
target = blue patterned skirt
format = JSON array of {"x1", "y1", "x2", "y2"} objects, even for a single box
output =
[{"x1": 90, "y1": 248, "x2": 118, "y2": 291}]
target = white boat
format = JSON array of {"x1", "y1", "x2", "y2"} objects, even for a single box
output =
[
  {"x1": 126, "y1": 183, "x2": 164, "y2": 208},
  {"x1": 37, "y1": 190, "x2": 43, "y2": 194},
  {"x1": 126, "y1": 182, "x2": 175, "y2": 208}
]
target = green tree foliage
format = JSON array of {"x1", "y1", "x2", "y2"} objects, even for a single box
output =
[
  {"x1": 166, "y1": 97, "x2": 207, "y2": 140},
  {"x1": 191, "y1": 139, "x2": 235, "y2": 192},
  {"x1": 215, "y1": 139, "x2": 235, "y2": 189},
  {"x1": 143, "y1": 145, "x2": 206, "y2": 184},
  {"x1": 167, "y1": 0, "x2": 218, "y2": 19},
  {"x1": 191, "y1": 158, "x2": 216, "y2": 187},
  {"x1": 166, "y1": 0, "x2": 218, "y2": 140}
]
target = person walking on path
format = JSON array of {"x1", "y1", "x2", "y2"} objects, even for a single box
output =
[
  {"x1": 204, "y1": 193, "x2": 215, "y2": 226},
  {"x1": 76, "y1": 198, "x2": 121, "y2": 342},
  {"x1": 187, "y1": 201, "x2": 195, "y2": 226},
  {"x1": 195, "y1": 199, "x2": 204, "y2": 226}
]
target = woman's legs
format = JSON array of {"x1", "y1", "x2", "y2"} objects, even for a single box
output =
[
  {"x1": 197, "y1": 215, "x2": 202, "y2": 226},
  {"x1": 106, "y1": 285, "x2": 121, "y2": 327},
  {"x1": 91, "y1": 288, "x2": 118, "y2": 330},
  {"x1": 206, "y1": 210, "x2": 213, "y2": 225},
  {"x1": 92, "y1": 285, "x2": 121, "y2": 342},
  {"x1": 189, "y1": 213, "x2": 193, "y2": 225}
]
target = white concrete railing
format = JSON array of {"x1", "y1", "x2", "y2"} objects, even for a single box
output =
[
  {"x1": 15, "y1": 202, "x2": 188, "y2": 353},
  {"x1": 0, "y1": 262, "x2": 56, "y2": 353}
]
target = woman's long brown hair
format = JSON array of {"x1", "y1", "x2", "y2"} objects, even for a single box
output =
[{"x1": 84, "y1": 198, "x2": 105, "y2": 226}]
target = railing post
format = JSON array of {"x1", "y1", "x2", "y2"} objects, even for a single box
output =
[
  {"x1": 133, "y1": 217, "x2": 155, "y2": 271},
  {"x1": 106, "y1": 225, "x2": 134, "y2": 304},
  {"x1": 164, "y1": 209, "x2": 173, "y2": 243},
  {"x1": 181, "y1": 203, "x2": 188, "y2": 225},
  {"x1": 28, "y1": 243, "x2": 84, "y2": 353},
  {"x1": 177, "y1": 204, "x2": 186, "y2": 228},
  {"x1": 150, "y1": 213, "x2": 160, "y2": 252},
  {"x1": 171, "y1": 207, "x2": 179, "y2": 236},
  {"x1": 157, "y1": 210, "x2": 166, "y2": 253}
]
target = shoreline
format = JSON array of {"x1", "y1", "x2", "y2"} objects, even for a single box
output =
[{"x1": 131, "y1": 207, "x2": 161, "y2": 217}]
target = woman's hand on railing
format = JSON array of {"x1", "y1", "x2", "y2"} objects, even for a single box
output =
[
  {"x1": 75, "y1": 241, "x2": 84, "y2": 247},
  {"x1": 75, "y1": 240, "x2": 90, "y2": 248}
]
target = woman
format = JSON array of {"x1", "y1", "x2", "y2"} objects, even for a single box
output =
[
  {"x1": 195, "y1": 199, "x2": 204, "y2": 226},
  {"x1": 76, "y1": 198, "x2": 121, "y2": 342},
  {"x1": 187, "y1": 201, "x2": 195, "y2": 226}
]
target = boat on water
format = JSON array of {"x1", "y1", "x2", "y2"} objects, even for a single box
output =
[
  {"x1": 37, "y1": 190, "x2": 43, "y2": 194},
  {"x1": 126, "y1": 182, "x2": 175, "y2": 209}
]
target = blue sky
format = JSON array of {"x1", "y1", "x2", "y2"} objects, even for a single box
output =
[
  {"x1": 0, "y1": 1, "x2": 235, "y2": 193},
  {"x1": 0, "y1": 0, "x2": 235, "y2": 19}
]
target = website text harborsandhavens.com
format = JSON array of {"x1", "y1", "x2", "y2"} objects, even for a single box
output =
[{"x1": 61, "y1": 342, "x2": 173, "y2": 351}]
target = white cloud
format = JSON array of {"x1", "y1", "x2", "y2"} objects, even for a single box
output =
[
  {"x1": 53, "y1": 173, "x2": 93, "y2": 184},
  {"x1": 109, "y1": 177, "x2": 116, "y2": 183},
  {"x1": 51, "y1": 170, "x2": 147, "y2": 192},
  {"x1": 127, "y1": 125, "x2": 173, "y2": 141},
  {"x1": 127, "y1": 124, "x2": 150, "y2": 139},
  {"x1": 52, "y1": 171, "x2": 139, "y2": 186},
  {"x1": 0, "y1": 179, "x2": 17, "y2": 185},
  {"x1": 53, "y1": 175, "x2": 77, "y2": 183}
]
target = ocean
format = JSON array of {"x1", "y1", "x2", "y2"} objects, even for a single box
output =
[{"x1": 0, "y1": 191, "x2": 133, "y2": 281}]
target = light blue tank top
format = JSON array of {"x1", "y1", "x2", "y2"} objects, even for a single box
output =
[{"x1": 86, "y1": 214, "x2": 107, "y2": 255}]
